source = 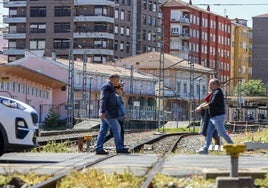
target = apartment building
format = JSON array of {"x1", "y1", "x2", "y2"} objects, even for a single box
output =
[
  {"x1": 252, "y1": 13, "x2": 268, "y2": 85},
  {"x1": 3, "y1": 0, "x2": 114, "y2": 63},
  {"x1": 230, "y1": 18, "x2": 252, "y2": 94},
  {"x1": 3, "y1": 0, "x2": 162, "y2": 63},
  {"x1": 160, "y1": 0, "x2": 232, "y2": 84},
  {"x1": 114, "y1": 0, "x2": 162, "y2": 60}
]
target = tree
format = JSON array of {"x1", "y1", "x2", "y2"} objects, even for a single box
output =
[
  {"x1": 233, "y1": 79, "x2": 266, "y2": 96},
  {"x1": 44, "y1": 106, "x2": 60, "y2": 128}
]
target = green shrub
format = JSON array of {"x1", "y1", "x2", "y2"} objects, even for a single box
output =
[
  {"x1": 44, "y1": 106, "x2": 60, "y2": 128},
  {"x1": 255, "y1": 173, "x2": 268, "y2": 188}
]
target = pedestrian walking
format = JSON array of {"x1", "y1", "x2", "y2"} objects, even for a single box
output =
[
  {"x1": 196, "y1": 92, "x2": 220, "y2": 146},
  {"x1": 95, "y1": 74, "x2": 129, "y2": 155},
  {"x1": 104, "y1": 83, "x2": 128, "y2": 144},
  {"x1": 195, "y1": 78, "x2": 233, "y2": 154}
]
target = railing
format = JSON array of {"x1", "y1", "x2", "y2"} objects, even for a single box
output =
[
  {"x1": 75, "y1": 12, "x2": 113, "y2": 18},
  {"x1": 170, "y1": 31, "x2": 190, "y2": 37}
]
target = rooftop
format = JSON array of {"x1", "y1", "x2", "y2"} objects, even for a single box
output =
[{"x1": 110, "y1": 51, "x2": 213, "y2": 73}]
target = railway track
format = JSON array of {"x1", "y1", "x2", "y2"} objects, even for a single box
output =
[
  {"x1": 31, "y1": 132, "x2": 195, "y2": 188},
  {"x1": 135, "y1": 133, "x2": 195, "y2": 188}
]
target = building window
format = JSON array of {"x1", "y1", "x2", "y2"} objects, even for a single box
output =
[
  {"x1": 148, "y1": 1, "x2": 152, "y2": 11},
  {"x1": 114, "y1": 40, "x2": 118, "y2": 50},
  {"x1": 114, "y1": 25, "x2": 118, "y2": 34},
  {"x1": 153, "y1": 3, "x2": 157, "y2": 12},
  {"x1": 126, "y1": 42, "x2": 130, "y2": 53},
  {"x1": 115, "y1": 9, "x2": 119, "y2": 19},
  {"x1": 120, "y1": 27, "x2": 124, "y2": 35},
  {"x1": 143, "y1": 0, "x2": 147, "y2": 10},
  {"x1": 30, "y1": 39, "x2": 45, "y2": 49},
  {"x1": 183, "y1": 83, "x2": 187, "y2": 94},
  {"x1": 147, "y1": 16, "x2": 152, "y2": 25},
  {"x1": 120, "y1": 10, "x2": 125, "y2": 20},
  {"x1": 94, "y1": 39, "x2": 106, "y2": 48},
  {"x1": 94, "y1": 22, "x2": 108, "y2": 32},
  {"x1": 54, "y1": 23, "x2": 70, "y2": 33},
  {"x1": 95, "y1": 6, "x2": 107, "y2": 16},
  {"x1": 126, "y1": 11, "x2": 131, "y2": 21},
  {"x1": 142, "y1": 30, "x2": 146, "y2": 40},
  {"x1": 143, "y1": 15, "x2": 146, "y2": 25},
  {"x1": 30, "y1": 23, "x2": 46, "y2": 33},
  {"x1": 30, "y1": 7, "x2": 46, "y2": 17},
  {"x1": 120, "y1": 42, "x2": 124, "y2": 51},
  {"x1": 54, "y1": 6, "x2": 71, "y2": 17},
  {"x1": 148, "y1": 32, "x2": 151, "y2": 41},
  {"x1": 152, "y1": 17, "x2": 156, "y2": 26},
  {"x1": 126, "y1": 27, "x2": 130, "y2": 36},
  {"x1": 53, "y1": 39, "x2": 70, "y2": 49}
]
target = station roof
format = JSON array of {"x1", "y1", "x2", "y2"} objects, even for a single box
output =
[
  {"x1": 0, "y1": 55, "x2": 68, "y2": 88},
  {"x1": 57, "y1": 58, "x2": 157, "y2": 81},
  {"x1": 109, "y1": 51, "x2": 213, "y2": 74}
]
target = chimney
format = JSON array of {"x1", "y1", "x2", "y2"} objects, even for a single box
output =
[
  {"x1": 52, "y1": 52, "x2": 56, "y2": 61},
  {"x1": 207, "y1": 5, "x2": 210, "y2": 11}
]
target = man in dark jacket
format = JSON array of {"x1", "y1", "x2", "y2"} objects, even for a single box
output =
[
  {"x1": 95, "y1": 74, "x2": 129, "y2": 154},
  {"x1": 196, "y1": 78, "x2": 233, "y2": 154}
]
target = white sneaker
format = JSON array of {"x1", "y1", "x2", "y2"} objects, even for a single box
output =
[{"x1": 196, "y1": 148, "x2": 208, "y2": 155}]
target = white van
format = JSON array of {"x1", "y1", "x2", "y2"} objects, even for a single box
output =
[{"x1": 0, "y1": 96, "x2": 39, "y2": 156}]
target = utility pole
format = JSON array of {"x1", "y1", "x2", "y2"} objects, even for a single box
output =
[
  {"x1": 189, "y1": 52, "x2": 195, "y2": 131},
  {"x1": 130, "y1": 65, "x2": 134, "y2": 119},
  {"x1": 67, "y1": 39, "x2": 75, "y2": 129},
  {"x1": 158, "y1": 42, "x2": 164, "y2": 132},
  {"x1": 82, "y1": 53, "x2": 88, "y2": 119}
]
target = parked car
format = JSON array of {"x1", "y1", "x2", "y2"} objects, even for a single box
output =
[{"x1": 0, "y1": 96, "x2": 39, "y2": 156}]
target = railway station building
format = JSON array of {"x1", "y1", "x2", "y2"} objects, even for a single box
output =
[
  {"x1": 0, "y1": 51, "x2": 157, "y2": 122},
  {"x1": 110, "y1": 51, "x2": 214, "y2": 121}
]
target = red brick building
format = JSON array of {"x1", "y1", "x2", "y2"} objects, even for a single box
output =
[{"x1": 160, "y1": 0, "x2": 231, "y2": 82}]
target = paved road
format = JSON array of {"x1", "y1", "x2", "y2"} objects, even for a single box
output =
[{"x1": 0, "y1": 152, "x2": 267, "y2": 178}]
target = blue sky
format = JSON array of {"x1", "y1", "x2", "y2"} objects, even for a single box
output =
[
  {"x1": 1, "y1": 0, "x2": 268, "y2": 28},
  {"x1": 191, "y1": 0, "x2": 268, "y2": 27}
]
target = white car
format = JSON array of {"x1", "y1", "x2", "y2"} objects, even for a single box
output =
[{"x1": 0, "y1": 96, "x2": 39, "y2": 156}]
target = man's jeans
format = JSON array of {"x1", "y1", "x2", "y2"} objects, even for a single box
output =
[
  {"x1": 95, "y1": 118, "x2": 124, "y2": 152},
  {"x1": 203, "y1": 114, "x2": 233, "y2": 151}
]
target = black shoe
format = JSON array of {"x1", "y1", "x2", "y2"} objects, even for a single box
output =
[
  {"x1": 117, "y1": 148, "x2": 130, "y2": 154},
  {"x1": 96, "y1": 149, "x2": 109, "y2": 155}
]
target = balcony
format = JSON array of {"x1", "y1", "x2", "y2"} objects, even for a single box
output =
[
  {"x1": 180, "y1": 17, "x2": 190, "y2": 25},
  {"x1": 75, "y1": 0, "x2": 114, "y2": 6},
  {"x1": 74, "y1": 16, "x2": 114, "y2": 23},
  {"x1": 73, "y1": 48, "x2": 114, "y2": 56},
  {"x1": 3, "y1": 0, "x2": 26, "y2": 8},
  {"x1": 73, "y1": 32, "x2": 114, "y2": 39},
  {"x1": 170, "y1": 31, "x2": 190, "y2": 39},
  {"x1": 3, "y1": 33, "x2": 26, "y2": 39},
  {"x1": 170, "y1": 17, "x2": 190, "y2": 25},
  {"x1": 3, "y1": 16, "x2": 26, "y2": 23},
  {"x1": 3, "y1": 47, "x2": 25, "y2": 55}
]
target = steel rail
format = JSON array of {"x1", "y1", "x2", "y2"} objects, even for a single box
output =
[{"x1": 139, "y1": 133, "x2": 196, "y2": 188}]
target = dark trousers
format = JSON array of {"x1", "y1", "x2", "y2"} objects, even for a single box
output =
[{"x1": 104, "y1": 120, "x2": 124, "y2": 144}]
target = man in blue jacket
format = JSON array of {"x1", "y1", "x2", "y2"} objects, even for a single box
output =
[{"x1": 95, "y1": 74, "x2": 129, "y2": 154}]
